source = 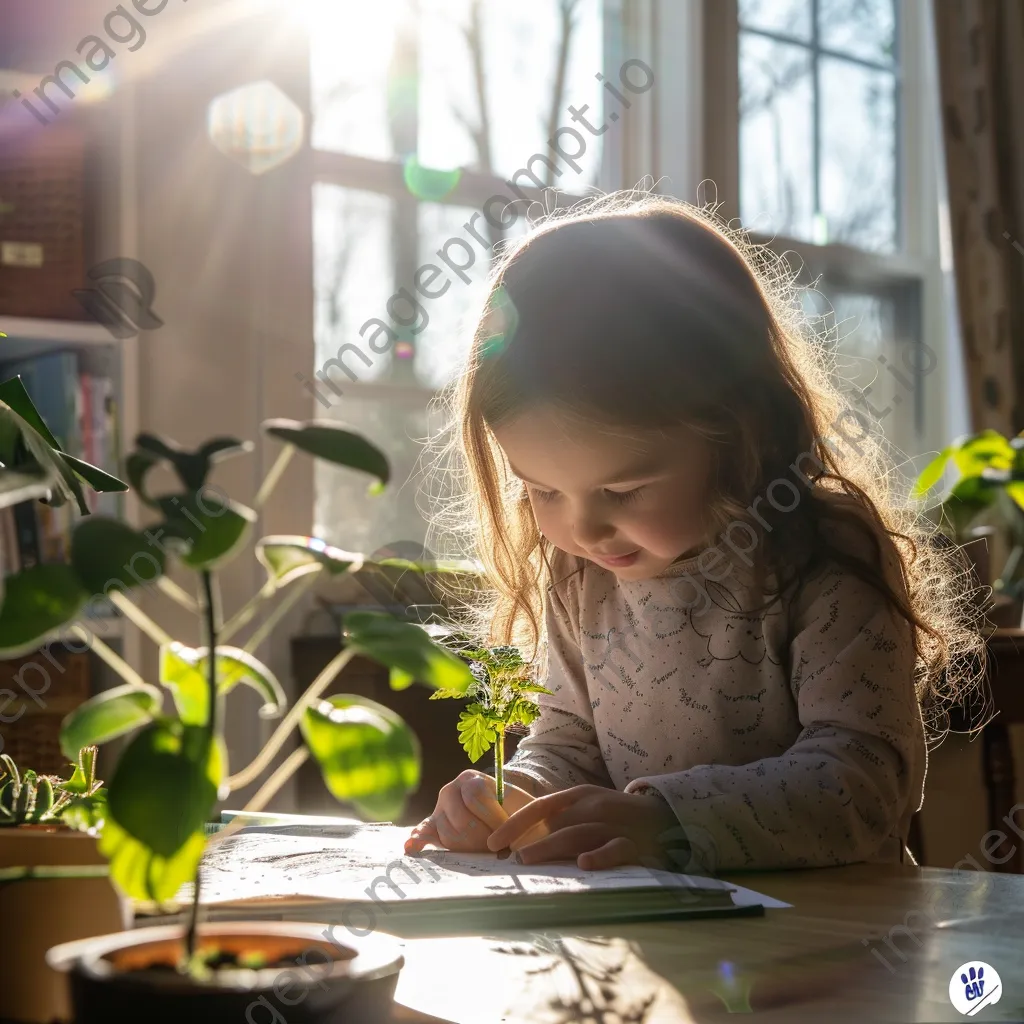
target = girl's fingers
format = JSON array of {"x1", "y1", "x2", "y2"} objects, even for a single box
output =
[
  {"x1": 404, "y1": 817, "x2": 439, "y2": 854},
  {"x1": 462, "y1": 776, "x2": 512, "y2": 831},
  {"x1": 487, "y1": 788, "x2": 580, "y2": 851},
  {"x1": 513, "y1": 822, "x2": 613, "y2": 865},
  {"x1": 577, "y1": 836, "x2": 637, "y2": 871}
]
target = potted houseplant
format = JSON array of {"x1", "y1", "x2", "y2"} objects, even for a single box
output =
[
  {"x1": 0, "y1": 379, "x2": 476, "y2": 1022},
  {"x1": 913, "y1": 428, "x2": 1024, "y2": 625},
  {"x1": 0, "y1": 748, "x2": 123, "y2": 1024}
]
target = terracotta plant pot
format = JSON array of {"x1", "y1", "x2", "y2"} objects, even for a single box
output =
[
  {"x1": 0, "y1": 825, "x2": 129, "y2": 1023},
  {"x1": 47, "y1": 922, "x2": 404, "y2": 1024}
]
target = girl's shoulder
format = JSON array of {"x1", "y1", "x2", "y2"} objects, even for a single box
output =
[{"x1": 787, "y1": 489, "x2": 910, "y2": 623}]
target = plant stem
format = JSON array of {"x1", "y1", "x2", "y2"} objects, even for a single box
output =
[
  {"x1": 219, "y1": 580, "x2": 276, "y2": 644},
  {"x1": 242, "y1": 572, "x2": 320, "y2": 655},
  {"x1": 155, "y1": 576, "x2": 201, "y2": 615},
  {"x1": 68, "y1": 626, "x2": 149, "y2": 691},
  {"x1": 224, "y1": 647, "x2": 354, "y2": 792},
  {"x1": 106, "y1": 591, "x2": 174, "y2": 647},
  {"x1": 185, "y1": 570, "x2": 219, "y2": 965},
  {"x1": 239, "y1": 747, "x2": 309, "y2": 814},
  {"x1": 495, "y1": 727, "x2": 505, "y2": 806},
  {"x1": 254, "y1": 445, "x2": 295, "y2": 509}
]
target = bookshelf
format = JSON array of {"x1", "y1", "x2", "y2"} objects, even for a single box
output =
[{"x1": 0, "y1": 84, "x2": 143, "y2": 776}]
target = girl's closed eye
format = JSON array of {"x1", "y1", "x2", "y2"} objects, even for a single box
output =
[
  {"x1": 605, "y1": 486, "x2": 645, "y2": 504},
  {"x1": 529, "y1": 486, "x2": 645, "y2": 504},
  {"x1": 530, "y1": 486, "x2": 559, "y2": 503}
]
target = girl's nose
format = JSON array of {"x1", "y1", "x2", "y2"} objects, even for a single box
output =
[{"x1": 571, "y1": 510, "x2": 614, "y2": 548}]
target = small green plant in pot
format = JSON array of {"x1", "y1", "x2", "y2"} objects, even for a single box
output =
[
  {"x1": 0, "y1": 407, "x2": 475, "y2": 1022},
  {"x1": 913, "y1": 428, "x2": 1024, "y2": 609}
]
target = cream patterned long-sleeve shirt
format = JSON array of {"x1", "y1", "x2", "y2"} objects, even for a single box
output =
[{"x1": 503, "y1": 530, "x2": 926, "y2": 873}]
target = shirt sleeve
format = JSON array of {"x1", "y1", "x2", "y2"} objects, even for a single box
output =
[
  {"x1": 503, "y1": 564, "x2": 614, "y2": 797},
  {"x1": 624, "y1": 543, "x2": 926, "y2": 872}
]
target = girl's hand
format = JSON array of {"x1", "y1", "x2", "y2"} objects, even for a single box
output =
[
  {"x1": 403, "y1": 770, "x2": 545, "y2": 855},
  {"x1": 484, "y1": 785, "x2": 681, "y2": 870}
]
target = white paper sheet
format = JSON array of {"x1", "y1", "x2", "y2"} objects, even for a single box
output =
[{"x1": 194, "y1": 823, "x2": 791, "y2": 910}]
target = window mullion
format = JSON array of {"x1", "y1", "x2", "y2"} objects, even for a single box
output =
[
  {"x1": 389, "y1": 0, "x2": 421, "y2": 384},
  {"x1": 811, "y1": 0, "x2": 823, "y2": 243}
]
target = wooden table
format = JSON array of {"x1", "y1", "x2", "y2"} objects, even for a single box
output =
[{"x1": 390, "y1": 863, "x2": 1024, "y2": 1022}]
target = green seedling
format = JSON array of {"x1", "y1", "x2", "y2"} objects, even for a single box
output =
[{"x1": 430, "y1": 642, "x2": 552, "y2": 804}]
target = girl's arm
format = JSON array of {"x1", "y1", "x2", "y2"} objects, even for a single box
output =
[
  {"x1": 503, "y1": 578, "x2": 614, "y2": 797},
  {"x1": 624, "y1": 555, "x2": 926, "y2": 873}
]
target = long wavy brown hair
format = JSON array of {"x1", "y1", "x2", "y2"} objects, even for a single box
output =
[{"x1": 425, "y1": 191, "x2": 986, "y2": 739}]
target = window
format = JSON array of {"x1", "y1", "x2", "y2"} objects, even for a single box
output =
[
  {"x1": 702, "y1": 0, "x2": 950, "y2": 466},
  {"x1": 738, "y1": 0, "x2": 899, "y2": 253},
  {"x1": 309, "y1": 1, "x2": 623, "y2": 551}
]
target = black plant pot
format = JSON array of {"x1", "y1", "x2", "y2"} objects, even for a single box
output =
[{"x1": 46, "y1": 922, "x2": 404, "y2": 1024}]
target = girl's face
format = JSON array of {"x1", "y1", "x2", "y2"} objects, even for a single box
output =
[{"x1": 493, "y1": 407, "x2": 714, "y2": 580}]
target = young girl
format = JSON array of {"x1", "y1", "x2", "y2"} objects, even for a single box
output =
[{"x1": 404, "y1": 192, "x2": 983, "y2": 875}]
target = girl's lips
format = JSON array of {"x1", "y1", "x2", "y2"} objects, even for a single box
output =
[{"x1": 593, "y1": 549, "x2": 640, "y2": 567}]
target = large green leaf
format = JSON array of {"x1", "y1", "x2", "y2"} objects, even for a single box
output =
[
  {"x1": 255, "y1": 535, "x2": 362, "y2": 587},
  {"x1": 160, "y1": 642, "x2": 286, "y2": 725},
  {"x1": 951, "y1": 430, "x2": 1014, "y2": 477},
  {"x1": 0, "y1": 376, "x2": 62, "y2": 449},
  {"x1": 135, "y1": 433, "x2": 253, "y2": 493},
  {"x1": 59, "y1": 453, "x2": 128, "y2": 494},
  {"x1": 912, "y1": 448, "x2": 951, "y2": 498},
  {"x1": 0, "y1": 564, "x2": 87, "y2": 657},
  {"x1": 156, "y1": 492, "x2": 256, "y2": 569},
  {"x1": 341, "y1": 611, "x2": 476, "y2": 693},
  {"x1": 263, "y1": 420, "x2": 389, "y2": 492},
  {"x1": 60, "y1": 684, "x2": 164, "y2": 760},
  {"x1": 0, "y1": 401, "x2": 88, "y2": 514},
  {"x1": 100, "y1": 816, "x2": 206, "y2": 903},
  {"x1": 106, "y1": 722, "x2": 223, "y2": 858},
  {"x1": 300, "y1": 694, "x2": 420, "y2": 821},
  {"x1": 71, "y1": 517, "x2": 165, "y2": 593},
  {"x1": 0, "y1": 379, "x2": 127, "y2": 507}
]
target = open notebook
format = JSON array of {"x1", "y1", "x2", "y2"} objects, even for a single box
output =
[{"x1": 158, "y1": 818, "x2": 789, "y2": 936}]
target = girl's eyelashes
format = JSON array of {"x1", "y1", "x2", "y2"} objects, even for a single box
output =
[
  {"x1": 605, "y1": 486, "x2": 645, "y2": 504},
  {"x1": 529, "y1": 487, "x2": 558, "y2": 503},
  {"x1": 528, "y1": 485, "x2": 645, "y2": 504}
]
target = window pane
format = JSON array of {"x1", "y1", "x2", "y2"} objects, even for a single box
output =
[
  {"x1": 413, "y1": 202, "x2": 529, "y2": 389},
  {"x1": 803, "y1": 288, "x2": 913, "y2": 447},
  {"x1": 738, "y1": 0, "x2": 811, "y2": 40},
  {"x1": 414, "y1": 202, "x2": 491, "y2": 389},
  {"x1": 314, "y1": 389, "x2": 434, "y2": 555},
  {"x1": 739, "y1": 35, "x2": 814, "y2": 240},
  {"x1": 819, "y1": 0, "x2": 896, "y2": 65},
  {"x1": 314, "y1": 184, "x2": 395, "y2": 386},
  {"x1": 418, "y1": 0, "x2": 605, "y2": 186},
  {"x1": 820, "y1": 58, "x2": 897, "y2": 253},
  {"x1": 310, "y1": 0, "x2": 405, "y2": 158}
]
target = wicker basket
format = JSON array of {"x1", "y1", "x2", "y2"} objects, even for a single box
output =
[
  {"x1": 0, "y1": 714, "x2": 68, "y2": 776},
  {"x1": 0, "y1": 651, "x2": 90, "y2": 710},
  {"x1": 0, "y1": 119, "x2": 89, "y2": 320}
]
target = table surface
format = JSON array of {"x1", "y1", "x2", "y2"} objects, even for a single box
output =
[{"x1": 389, "y1": 863, "x2": 1024, "y2": 1023}]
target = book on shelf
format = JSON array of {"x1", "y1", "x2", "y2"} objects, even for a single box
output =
[{"x1": 0, "y1": 348, "x2": 122, "y2": 579}]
